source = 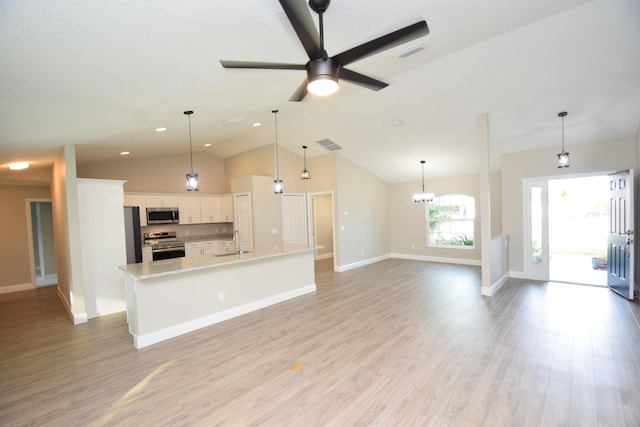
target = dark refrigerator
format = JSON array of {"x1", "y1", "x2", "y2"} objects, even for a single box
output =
[{"x1": 124, "y1": 206, "x2": 142, "y2": 263}]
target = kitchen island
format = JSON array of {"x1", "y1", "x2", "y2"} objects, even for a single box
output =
[{"x1": 119, "y1": 245, "x2": 317, "y2": 348}]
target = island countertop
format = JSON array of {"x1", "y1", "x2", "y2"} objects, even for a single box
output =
[{"x1": 119, "y1": 244, "x2": 317, "y2": 279}]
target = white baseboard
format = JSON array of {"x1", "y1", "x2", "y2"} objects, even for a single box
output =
[
  {"x1": 509, "y1": 270, "x2": 526, "y2": 279},
  {"x1": 390, "y1": 253, "x2": 481, "y2": 266},
  {"x1": 335, "y1": 254, "x2": 390, "y2": 272},
  {"x1": 56, "y1": 286, "x2": 87, "y2": 324},
  {"x1": 133, "y1": 284, "x2": 317, "y2": 349},
  {"x1": 482, "y1": 273, "x2": 509, "y2": 296},
  {"x1": 0, "y1": 282, "x2": 33, "y2": 294}
]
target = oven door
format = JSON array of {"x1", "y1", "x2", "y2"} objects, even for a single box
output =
[{"x1": 152, "y1": 246, "x2": 186, "y2": 261}]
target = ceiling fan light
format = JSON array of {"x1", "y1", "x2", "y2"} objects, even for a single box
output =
[{"x1": 307, "y1": 76, "x2": 338, "y2": 96}]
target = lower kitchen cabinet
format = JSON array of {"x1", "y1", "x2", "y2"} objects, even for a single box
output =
[
  {"x1": 218, "y1": 240, "x2": 236, "y2": 253},
  {"x1": 185, "y1": 240, "x2": 219, "y2": 257}
]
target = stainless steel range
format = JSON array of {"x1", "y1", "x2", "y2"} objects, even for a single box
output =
[{"x1": 144, "y1": 231, "x2": 185, "y2": 261}]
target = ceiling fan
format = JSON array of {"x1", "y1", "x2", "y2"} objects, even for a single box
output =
[{"x1": 220, "y1": 0, "x2": 429, "y2": 101}]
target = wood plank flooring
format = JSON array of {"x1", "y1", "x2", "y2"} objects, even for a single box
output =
[{"x1": 1, "y1": 258, "x2": 640, "y2": 426}]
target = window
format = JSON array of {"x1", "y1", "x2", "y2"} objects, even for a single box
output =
[{"x1": 428, "y1": 194, "x2": 475, "y2": 248}]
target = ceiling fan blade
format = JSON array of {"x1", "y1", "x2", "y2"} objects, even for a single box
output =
[
  {"x1": 333, "y1": 21, "x2": 429, "y2": 67},
  {"x1": 339, "y1": 68, "x2": 388, "y2": 91},
  {"x1": 220, "y1": 60, "x2": 306, "y2": 70},
  {"x1": 279, "y1": 0, "x2": 323, "y2": 59},
  {"x1": 289, "y1": 79, "x2": 309, "y2": 102}
]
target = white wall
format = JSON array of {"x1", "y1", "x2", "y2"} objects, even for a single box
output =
[{"x1": 335, "y1": 155, "x2": 389, "y2": 269}]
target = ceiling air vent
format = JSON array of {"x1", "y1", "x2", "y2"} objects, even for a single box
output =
[
  {"x1": 316, "y1": 138, "x2": 343, "y2": 151},
  {"x1": 397, "y1": 44, "x2": 425, "y2": 59}
]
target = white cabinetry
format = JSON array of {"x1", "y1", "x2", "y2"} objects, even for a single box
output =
[
  {"x1": 124, "y1": 194, "x2": 147, "y2": 226},
  {"x1": 185, "y1": 240, "x2": 219, "y2": 256},
  {"x1": 178, "y1": 196, "x2": 201, "y2": 224},
  {"x1": 220, "y1": 195, "x2": 234, "y2": 222},
  {"x1": 218, "y1": 240, "x2": 236, "y2": 254},
  {"x1": 200, "y1": 196, "x2": 221, "y2": 223},
  {"x1": 146, "y1": 195, "x2": 178, "y2": 208}
]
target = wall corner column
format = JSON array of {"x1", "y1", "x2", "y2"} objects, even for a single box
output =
[{"x1": 478, "y1": 114, "x2": 493, "y2": 295}]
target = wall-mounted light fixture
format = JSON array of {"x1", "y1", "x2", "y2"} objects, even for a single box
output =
[
  {"x1": 412, "y1": 160, "x2": 434, "y2": 203},
  {"x1": 184, "y1": 110, "x2": 199, "y2": 191},
  {"x1": 557, "y1": 111, "x2": 570, "y2": 168},
  {"x1": 301, "y1": 145, "x2": 310, "y2": 180},
  {"x1": 272, "y1": 109, "x2": 283, "y2": 194}
]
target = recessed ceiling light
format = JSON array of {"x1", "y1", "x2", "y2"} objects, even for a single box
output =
[
  {"x1": 155, "y1": 127, "x2": 167, "y2": 132},
  {"x1": 223, "y1": 118, "x2": 243, "y2": 124},
  {"x1": 203, "y1": 143, "x2": 211, "y2": 147},
  {"x1": 7, "y1": 161, "x2": 30, "y2": 170},
  {"x1": 253, "y1": 122, "x2": 262, "y2": 127},
  {"x1": 120, "y1": 151, "x2": 130, "y2": 156}
]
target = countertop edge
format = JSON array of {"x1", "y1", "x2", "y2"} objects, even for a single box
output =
[{"x1": 119, "y1": 245, "x2": 318, "y2": 280}]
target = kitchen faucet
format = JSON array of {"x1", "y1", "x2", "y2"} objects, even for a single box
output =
[{"x1": 233, "y1": 230, "x2": 244, "y2": 255}]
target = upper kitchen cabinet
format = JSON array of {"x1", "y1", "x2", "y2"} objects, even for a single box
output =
[
  {"x1": 123, "y1": 194, "x2": 147, "y2": 226},
  {"x1": 178, "y1": 196, "x2": 201, "y2": 224},
  {"x1": 146, "y1": 195, "x2": 178, "y2": 208},
  {"x1": 200, "y1": 196, "x2": 222, "y2": 223},
  {"x1": 221, "y1": 195, "x2": 234, "y2": 222}
]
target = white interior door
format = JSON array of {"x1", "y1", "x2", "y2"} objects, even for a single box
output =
[
  {"x1": 523, "y1": 178, "x2": 549, "y2": 281},
  {"x1": 282, "y1": 194, "x2": 307, "y2": 245},
  {"x1": 607, "y1": 170, "x2": 635, "y2": 299}
]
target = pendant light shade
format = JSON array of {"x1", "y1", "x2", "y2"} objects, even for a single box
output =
[
  {"x1": 272, "y1": 109, "x2": 283, "y2": 194},
  {"x1": 184, "y1": 110, "x2": 199, "y2": 191},
  {"x1": 557, "y1": 111, "x2": 570, "y2": 168},
  {"x1": 301, "y1": 145, "x2": 310, "y2": 179},
  {"x1": 412, "y1": 160, "x2": 434, "y2": 203}
]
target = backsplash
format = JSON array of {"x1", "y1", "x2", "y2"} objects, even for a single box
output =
[{"x1": 143, "y1": 222, "x2": 233, "y2": 239}]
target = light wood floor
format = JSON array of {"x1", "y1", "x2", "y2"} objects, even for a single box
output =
[{"x1": 2, "y1": 258, "x2": 640, "y2": 426}]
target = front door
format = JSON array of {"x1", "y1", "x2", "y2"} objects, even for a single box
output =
[{"x1": 607, "y1": 170, "x2": 635, "y2": 299}]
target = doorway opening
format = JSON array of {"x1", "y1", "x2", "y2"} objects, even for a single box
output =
[
  {"x1": 27, "y1": 200, "x2": 58, "y2": 287},
  {"x1": 307, "y1": 192, "x2": 335, "y2": 268},
  {"x1": 548, "y1": 175, "x2": 609, "y2": 286}
]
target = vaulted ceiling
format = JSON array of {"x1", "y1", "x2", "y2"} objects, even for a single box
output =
[{"x1": 1, "y1": 0, "x2": 639, "y2": 183}]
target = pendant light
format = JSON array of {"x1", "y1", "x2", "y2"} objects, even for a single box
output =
[
  {"x1": 412, "y1": 160, "x2": 434, "y2": 203},
  {"x1": 301, "y1": 145, "x2": 310, "y2": 180},
  {"x1": 184, "y1": 110, "x2": 199, "y2": 191},
  {"x1": 557, "y1": 111, "x2": 570, "y2": 168},
  {"x1": 272, "y1": 109, "x2": 283, "y2": 194}
]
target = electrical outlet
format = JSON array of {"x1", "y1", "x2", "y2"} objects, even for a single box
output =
[
  {"x1": 411, "y1": 244, "x2": 415, "y2": 250},
  {"x1": 361, "y1": 249, "x2": 364, "y2": 256},
  {"x1": 218, "y1": 291, "x2": 224, "y2": 301}
]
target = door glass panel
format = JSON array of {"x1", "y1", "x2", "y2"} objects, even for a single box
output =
[{"x1": 531, "y1": 186, "x2": 542, "y2": 265}]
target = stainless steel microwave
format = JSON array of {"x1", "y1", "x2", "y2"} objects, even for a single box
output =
[{"x1": 146, "y1": 207, "x2": 180, "y2": 224}]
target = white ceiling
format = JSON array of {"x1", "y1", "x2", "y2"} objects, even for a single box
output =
[{"x1": 1, "y1": 0, "x2": 639, "y2": 183}]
